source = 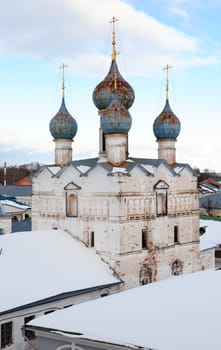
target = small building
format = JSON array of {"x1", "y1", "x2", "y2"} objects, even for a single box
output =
[
  {"x1": 199, "y1": 194, "x2": 221, "y2": 217},
  {"x1": 0, "y1": 185, "x2": 32, "y2": 206},
  {"x1": 27, "y1": 269, "x2": 221, "y2": 350},
  {"x1": 198, "y1": 178, "x2": 221, "y2": 195},
  {"x1": 14, "y1": 176, "x2": 32, "y2": 186},
  {"x1": 0, "y1": 229, "x2": 120, "y2": 350},
  {"x1": 200, "y1": 219, "x2": 221, "y2": 268}
]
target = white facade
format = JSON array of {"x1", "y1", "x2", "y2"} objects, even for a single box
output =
[{"x1": 32, "y1": 156, "x2": 210, "y2": 290}]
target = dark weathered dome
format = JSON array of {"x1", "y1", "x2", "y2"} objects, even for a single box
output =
[
  {"x1": 153, "y1": 99, "x2": 181, "y2": 140},
  {"x1": 92, "y1": 59, "x2": 135, "y2": 110},
  {"x1": 100, "y1": 95, "x2": 132, "y2": 134},
  {"x1": 49, "y1": 98, "x2": 78, "y2": 140}
]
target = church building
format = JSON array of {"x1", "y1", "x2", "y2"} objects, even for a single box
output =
[{"x1": 32, "y1": 18, "x2": 213, "y2": 290}]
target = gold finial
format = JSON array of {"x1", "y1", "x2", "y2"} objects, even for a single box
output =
[
  {"x1": 110, "y1": 16, "x2": 118, "y2": 61},
  {"x1": 59, "y1": 62, "x2": 68, "y2": 99},
  {"x1": 163, "y1": 64, "x2": 173, "y2": 100},
  {"x1": 109, "y1": 16, "x2": 118, "y2": 91}
]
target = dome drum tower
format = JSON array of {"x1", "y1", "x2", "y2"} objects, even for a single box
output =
[
  {"x1": 93, "y1": 17, "x2": 134, "y2": 166},
  {"x1": 153, "y1": 65, "x2": 181, "y2": 165},
  {"x1": 49, "y1": 64, "x2": 78, "y2": 166}
]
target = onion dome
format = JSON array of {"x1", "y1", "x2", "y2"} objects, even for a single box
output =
[
  {"x1": 100, "y1": 95, "x2": 132, "y2": 134},
  {"x1": 153, "y1": 99, "x2": 181, "y2": 140},
  {"x1": 49, "y1": 97, "x2": 78, "y2": 140},
  {"x1": 92, "y1": 16, "x2": 135, "y2": 110},
  {"x1": 92, "y1": 60, "x2": 135, "y2": 110}
]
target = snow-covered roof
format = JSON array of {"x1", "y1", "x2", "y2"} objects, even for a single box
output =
[
  {"x1": 42, "y1": 157, "x2": 193, "y2": 179},
  {"x1": 29, "y1": 269, "x2": 221, "y2": 350},
  {"x1": 1, "y1": 199, "x2": 30, "y2": 210},
  {"x1": 0, "y1": 230, "x2": 119, "y2": 314},
  {"x1": 200, "y1": 219, "x2": 221, "y2": 250}
]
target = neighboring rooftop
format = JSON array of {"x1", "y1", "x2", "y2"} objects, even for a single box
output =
[
  {"x1": 28, "y1": 269, "x2": 221, "y2": 350},
  {"x1": 199, "y1": 194, "x2": 221, "y2": 210},
  {"x1": 0, "y1": 185, "x2": 32, "y2": 197},
  {"x1": 200, "y1": 219, "x2": 221, "y2": 249},
  {"x1": 14, "y1": 176, "x2": 32, "y2": 186},
  {"x1": 0, "y1": 230, "x2": 120, "y2": 315}
]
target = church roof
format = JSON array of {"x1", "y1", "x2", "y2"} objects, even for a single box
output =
[
  {"x1": 28, "y1": 268, "x2": 221, "y2": 350},
  {"x1": 0, "y1": 230, "x2": 120, "y2": 315},
  {"x1": 44, "y1": 157, "x2": 194, "y2": 178}
]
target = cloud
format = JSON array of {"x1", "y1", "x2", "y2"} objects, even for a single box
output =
[{"x1": 0, "y1": 0, "x2": 218, "y2": 77}]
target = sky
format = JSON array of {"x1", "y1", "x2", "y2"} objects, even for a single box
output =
[{"x1": 0, "y1": 0, "x2": 221, "y2": 171}]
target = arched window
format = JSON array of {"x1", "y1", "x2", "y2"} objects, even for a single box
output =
[
  {"x1": 156, "y1": 193, "x2": 167, "y2": 216},
  {"x1": 154, "y1": 180, "x2": 169, "y2": 217},
  {"x1": 139, "y1": 264, "x2": 152, "y2": 285},
  {"x1": 171, "y1": 259, "x2": 183, "y2": 276},
  {"x1": 67, "y1": 194, "x2": 78, "y2": 217}
]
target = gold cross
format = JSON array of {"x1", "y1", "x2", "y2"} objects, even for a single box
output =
[
  {"x1": 109, "y1": 16, "x2": 118, "y2": 61},
  {"x1": 163, "y1": 64, "x2": 173, "y2": 100},
  {"x1": 59, "y1": 63, "x2": 68, "y2": 98}
]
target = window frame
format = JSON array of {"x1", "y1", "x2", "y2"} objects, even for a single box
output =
[
  {"x1": 66, "y1": 193, "x2": 78, "y2": 217},
  {"x1": 174, "y1": 225, "x2": 179, "y2": 244},
  {"x1": 1, "y1": 321, "x2": 13, "y2": 348},
  {"x1": 24, "y1": 316, "x2": 36, "y2": 341}
]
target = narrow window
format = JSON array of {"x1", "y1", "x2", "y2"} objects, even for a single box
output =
[
  {"x1": 171, "y1": 259, "x2": 183, "y2": 276},
  {"x1": 139, "y1": 264, "x2": 152, "y2": 285},
  {"x1": 156, "y1": 193, "x2": 167, "y2": 216},
  {"x1": 90, "y1": 231, "x2": 94, "y2": 247},
  {"x1": 44, "y1": 310, "x2": 55, "y2": 314},
  {"x1": 100, "y1": 289, "x2": 110, "y2": 297},
  {"x1": 1, "y1": 321, "x2": 13, "y2": 348},
  {"x1": 142, "y1": 228, "x2": 148, "y2": 249},
  {"x1": 67, "y1": 194, "x2": 78, "y2": 217},
  {"x1": 24, "y1": 316, "x2": 36, "y2": 340},
  {"x1": 174, "y1": 225, "x2": 179, "y2": 243},
  {"x1": 102, "y1": 132, "x2": 106, "y2": 152}
]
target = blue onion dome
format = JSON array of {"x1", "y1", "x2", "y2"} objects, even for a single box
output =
[
  {"x1": 49, "y1": 98, "x2": 78, "y2": 140},
  {"x1": 100, "y1": 95, "x2": 132, "y2": 134},
  {"x1": 92, "y1": 59, "x2": 135, "y2": 110},
  {"x1": 153, "y1": 99, "x2": 181, "y2": 140}
]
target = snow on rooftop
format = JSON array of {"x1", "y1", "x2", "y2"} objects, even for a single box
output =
[
  {"x1": 76, "y1": 165, "x2": 91, "y2": 174},
  {"x1": 29, "y1": 269, "x2": 221, "y2": 350},
  {"x1": 200, "y1": 219, "x2": 221, "y2": 249},
  {"x1": 111, "y1": 167, "x2": 128, "y2": 174},
  {"x1": 0, "y1": 230, "x2": 118, "y2": 313},
  {"x1": 1, "y1": 199, "x2": 30, "y2": 210},
  {"x1": 47, "y1": 166, "x2": 61, "y2": 175},
  {"x1": 174, "y1": 166, "x2": 184, "y2": 174},
  {"x1": 140, "y1": 164, "x2": 156, "y2": 174},
  {"x1": 97, "y1": 157, "x2": 106, "y2": 163}
]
